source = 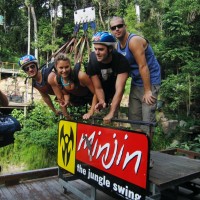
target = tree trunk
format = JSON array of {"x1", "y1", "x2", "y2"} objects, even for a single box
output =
[
  {"x1": 50, "y1": 0, "x2": 58, "y2": 55},
  {"x1": 187, "y1": 74, "x2": 191, "y2": 116},
  {"x1": 27, "y1": 5, "x2": 31, "y2": 55},
  {"x1": 135, "y1": 3, "x2": 140, "y2": 22},
  {"x1": 98, "y1": 1, "x2": 105, "y2": 29},
  {"x1": 31, "y1": 6, "x2": 38, "y2": 60}
]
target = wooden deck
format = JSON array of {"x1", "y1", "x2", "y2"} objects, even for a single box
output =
[
  {"x1": 149, "y1": 150, "x2": 200, "y2": 199},
  {"x1": 0, "y1": 150, "x2": 200, "y2": 200},
  {"x1": 150, "y1": 151, "x2": 200, "y2": 191},
  {"x1": 0, "y1": 68, "x2": 19, "y2": 75},
  {"x1": 0, "y1": 176, "x2": 117, "y2": 200},
  {"x1": 0, "y1": 102, "x2": 32, "y2": 109},
  {"x1": 0, "y1": 102, "x2": 33, "y2": 116},
  {"x1": 0, "y1": 176, "x2": 199, "y2": 200}
]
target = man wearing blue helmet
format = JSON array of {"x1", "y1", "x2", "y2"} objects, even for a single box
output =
[
  {"x1": 19, "y1": 55, "x2": 69, "y2": 118},
  {"x1": 87, "y1": 31, "x2": 130, "y2": 123}
]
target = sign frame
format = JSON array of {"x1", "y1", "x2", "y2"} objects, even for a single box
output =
[{"x1": 58, "y1": 120, "x2": 150, "y2": 200}]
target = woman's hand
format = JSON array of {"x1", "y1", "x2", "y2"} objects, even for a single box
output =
[{"x1": 82, "y1": 112, "x2": 92, "y2": 120}]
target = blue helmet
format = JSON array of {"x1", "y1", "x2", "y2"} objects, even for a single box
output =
[
  {"x1": 92, "y1": 32, "x2": 116, "y2": 47},
  {"x1": 18, "y1": 55, "x2": 38, "y2": 69}
]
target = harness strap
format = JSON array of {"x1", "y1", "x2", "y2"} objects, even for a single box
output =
[
  {"x1": 73, "y1": 24, "x2": 80, "y2": 35},
  {"x1": 83, "y1": 22, "x2": 88, "y2": 31},
  {"x1": 90, "y1": 21, "x2": 96, "y2": 31}
]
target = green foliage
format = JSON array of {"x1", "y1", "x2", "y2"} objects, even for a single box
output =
[
  {"x1": 37, "y1": 18, "x2": 64, "y2": 62},
  {"x1": 157, "y1": 0, "x2": 200, "y2": 119},
  {"x1": 152, "y1": 125, "x2": 171, "y2": 151},
  {"x1": 123, "y1": 2, "x2": 139, "y2": 34},
  {"x1": 13, "y1": 125, "x2": 58, "y2": 170},
  {"x1": 124, "y1": 77, "x2": 131, "y2": 95},
  {"x1": 138, "y1": 0, "x2": 165, "y2": 43},
  {"x1": 169, "y1": 135, "x2": 200, "y2": 153},
  {"x1": 0, "y1": 0, "x2": 27, "y2": 59},
  {"x1": 163, "y1": 11, "x2": 191, "y2": 37},
  {"x1": 12, "y1": 101, "x2": 58, "y2": 129},
  {"x1": 0, "y1": 102, "x2": 59, "y2": 171},
  {"x1": 24, "y1": 102, "x2": 57, "y2": 129},
  {"x1": 160, "y1": 74, "x2": 188, "y2": 113},
  {"x1": 0, "y1": 144, "x2": 14, "y2": 163},
  {"x1": 157, "y1": 115, "x2": 200, "y2": 153},
  {"x1": 115, "y1": 0, "x2": 130, "y2": 17},
  {"x1": 13, "y1": 124, "x2": 58, "y2": 154},
  {"x1": 11, "y1": 109, "x2": 25, "y2": 126},
  {"x1": 160, "y1": 56, "x2": 200, "y2": 116},
  {"x1": 160, "y1": 0, "x2": 200, "y2": 75}
]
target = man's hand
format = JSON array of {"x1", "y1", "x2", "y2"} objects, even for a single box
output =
[
  {"x1": 103, "y1": 113, "x2": 114, "y2": 124},
  {"x1": 143, "y1": 91, "x2": 156, "y2": 105},
  {"x1": 95, "y1": 101, "x2": 106, "y2": 111}
]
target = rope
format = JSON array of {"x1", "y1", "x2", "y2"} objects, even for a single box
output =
[
  {"x1": 74, "y1": 0, "x2": 77, "y2": 10},
  {"x1": 73, "y1": 24, "x2": 80, "y2": 35},
  {"x1": 82, "y1": 0, "x2": 86, "y2": 8}
]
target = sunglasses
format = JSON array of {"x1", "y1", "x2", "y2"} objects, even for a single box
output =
[
  {"x1": 23, "y1": 64, "x2": 36, "y2": 72},
  {"x1": 110, "y1": 24, "x2": 124, "y2": 31}
]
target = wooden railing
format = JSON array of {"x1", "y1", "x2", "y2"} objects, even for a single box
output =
[
  {"x1": 0, "y1": 62, "x2": 20, "y2": 73},
  {"x1": 160, "y1": 148, "x2": 200, "y2": 159},
  {"x1": 0, "y1": 167, "x2": 58, "y2": 186}
]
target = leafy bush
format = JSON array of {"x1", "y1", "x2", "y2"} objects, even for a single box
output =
[
  {"x1": 152, "y1": 125, "x2": 172, "y2": 151},
  {"x1": 0, "y1": 102, "x2": 59, "y2": 171},
  {"x1": 170, "y1": 135, "x2": 200, "y2": 153}
]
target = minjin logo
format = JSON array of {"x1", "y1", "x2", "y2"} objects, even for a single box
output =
[{"x1": 77, "y1": 130, "x2": 142, "y2": 174}]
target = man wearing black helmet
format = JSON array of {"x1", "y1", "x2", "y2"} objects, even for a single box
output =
[
  {"x1": 87, "y1": 31, "x2": 130, "y2": 123},
  {"x1": 18, "y1": 55, "x2": 69, "y2": 118}
]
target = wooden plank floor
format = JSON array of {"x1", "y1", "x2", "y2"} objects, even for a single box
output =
[
  {"x1": 1, "y1": 151, "x2": 200, "y2": 200},
  {"x1": 150, "y1": 151, "x2": 200, "y2": 191},
  {"x1": 0, "y1": 176, "x2": 199, "y2": 200},
  {"x1": 0, "y1": 176, "x2": 117, "y2": 200}
]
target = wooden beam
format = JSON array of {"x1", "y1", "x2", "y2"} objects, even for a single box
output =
[
  {"x1": 160, "y1": 148, "x2": 200, "y2": 159},
  {"x1": 0, "y1": 167, "x2": 58, "y2": 186}
]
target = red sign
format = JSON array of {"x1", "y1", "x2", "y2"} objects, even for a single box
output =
[
  {"x1": 76, "y1": 123, "x2": 149, "y2": 189},
  {"x1": 58, "y1": 120, "x2": 150, "y2": 200}
]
